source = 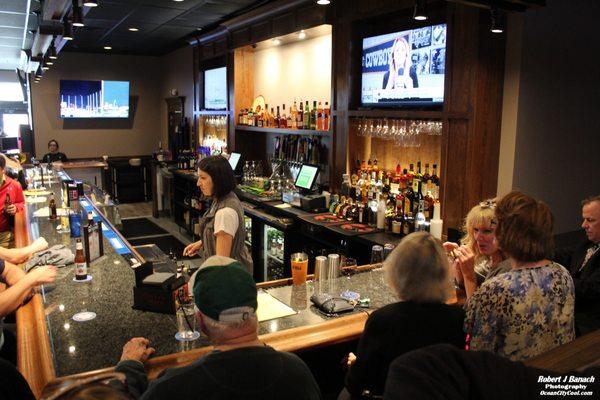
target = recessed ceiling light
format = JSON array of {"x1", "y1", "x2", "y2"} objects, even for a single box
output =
[
  {"x1": 316, "y1": 0, "x2": 330, "y2": 4},
  {"x1": 197, "y1": 27, "x2": 202, "y2": 31},
  {"x1": 298, "y1": 30, "x2": 306, "y2": 40},
  {"x1": 83, "y1": 0, "x2": 98, "y2": 7},
  {"x1": 104, "y1": 46, "x2": 112, "y2": 50},
  {"x1": 272, "y1": 38, "x2": 281, "y2": 45},
  {"x1": 128, "y1": 27, "x2": 139, "y2": 32},
  {"x1": 173, "y1": 0, "x2": 184, "y2": 2}
]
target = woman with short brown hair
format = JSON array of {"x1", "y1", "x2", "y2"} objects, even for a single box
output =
[{"x1": 464, "y1": 191, "x2": 575, "y2": 361}]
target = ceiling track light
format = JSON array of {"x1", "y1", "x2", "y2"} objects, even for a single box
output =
[
  {"x1": 316, "y1": 0, "x2": 330, "y2": 5},
  {"x1": 490, "y1": 8, "x2": 506, "y2": 34},
  {"x1": 72, "y1": 2, "x2": 85, "y2": 27},
  {"x1": 83, "y1": 0, "x2": 98, "y2": 6},
  {"x1": 413, "y1": 0, "x2": 428, "y2": 21},
  {"x1": 49, "y1": 38, "x2": 58, "y2": 59},
  {"x1": 63, "y1": 20, "x2": 74, "y2": 40}
]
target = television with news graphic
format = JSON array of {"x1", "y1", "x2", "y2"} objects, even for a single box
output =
[
  {"x1": 204, "y1": 66, "x2": 227, "y2": 110},
  {"x1": 361, "y1": 23, "x2": 446, "y2": 107},
  {"x1": 60, "y1": 80, "x2": 130, "y2": 118}
]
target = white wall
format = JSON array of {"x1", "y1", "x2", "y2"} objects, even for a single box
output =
[{"x1": 253, "y1": 34, "x2": 332, "y2": 110}]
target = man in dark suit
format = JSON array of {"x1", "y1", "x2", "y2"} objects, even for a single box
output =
[{"x1": 555, "y1": 195, "x2": 600, "y2": 335}]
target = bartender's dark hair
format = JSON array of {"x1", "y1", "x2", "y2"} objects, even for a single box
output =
[
  {"x1": 198, "y1": 155, "x2": 237, "y2": 199},
  {"x1": 48, "y1": 139, "x2": 59, "y2": 149}
]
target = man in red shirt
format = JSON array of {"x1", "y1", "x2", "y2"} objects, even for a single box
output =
[{"x1": 0, "y1": 155, "x2": 24, "y2": 248}]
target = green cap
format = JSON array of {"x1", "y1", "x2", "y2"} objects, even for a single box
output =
[{"x1": 192, "y1": 256, "x2": 257, "y2": 321}]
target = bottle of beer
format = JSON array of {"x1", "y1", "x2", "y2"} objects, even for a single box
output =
[
  {"x1": 75, "y1": 239, "x2": 88, "y2": 281},
  {"x1": 49, "y1": 193, "x2": 58, "y2": 220},
  {"x1": 87, "y1": 211, "x2": 94, "y2": 228},
  {"x1": 4, "y1": 193, "x2": 14, "y2": 227},
  {"x1": 4, "y1": 193, "x2": 11, "y2": 215}
]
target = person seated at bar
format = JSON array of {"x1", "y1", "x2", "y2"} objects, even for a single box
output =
[
  {"x1": 465, "y1": 191, "x2": 575, "y2": 361},
  {"x1": 383, "y1": 344, "x2": 600, "y2": 400},
  {"x1": 0, "y1": 357, "x2": 36, "y2": 400},
  {"x1": 554, "y1": 194, "x2": 600, "y2": 336},
  {"x1": 0, "y1": 155, "x2": 25, "y2": 248},
  {"x1": 115, "y1": 256, "x2": 322, "y2": 400},
  {"x1": 183, "y1": 156, "x2": 253, "y2": 272},
  {"x1": 42, "y1": 139, "x2": 68, "y2": 163},
  {"x1": 342, "y1": 232, "x2": 465, "y2": 399},
  {"x1": 443, "y1": 199, "x2": 510, "y2": 298},
  {"x1": 0, "y1": 260, "x2": 57, "y2": 364}
]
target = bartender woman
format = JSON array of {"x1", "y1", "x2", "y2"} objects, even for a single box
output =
[
  {"x1": 42, "y1": 139, "x2": 68, "y2": 163},
  {"x1": 183, "y1": 155, "x2": 253, "y2": 273}
]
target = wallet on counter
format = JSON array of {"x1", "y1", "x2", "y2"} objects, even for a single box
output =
[{"x1": 310, "y1": 293, "x2": 355, "y2": 316}]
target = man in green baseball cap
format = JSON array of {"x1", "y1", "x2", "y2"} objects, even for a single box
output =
[{"x1": 116, "y1": 256, "x2": 322, "y2": 400}]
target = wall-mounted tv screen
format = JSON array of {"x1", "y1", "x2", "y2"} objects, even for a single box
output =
[
  {"x1": 60, "y1": 80, "x2": 130, "y2": 118},
  {"x1": 361, "y1": 23, "x2": 446, "y2": 107},
  {"x1": 204, "y1": 66, "x2": 227, "y2": 110}
]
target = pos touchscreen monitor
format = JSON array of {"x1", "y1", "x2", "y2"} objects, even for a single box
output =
[{"x1": 295, "y1": 164, "x2": 319, "y2": 192}]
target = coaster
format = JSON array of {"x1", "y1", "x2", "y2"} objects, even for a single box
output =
[
  {"x1": 72, "y1": 311, "x2": 97, "y2": 322},
  {"x1": 175, "y1": 331, "x2": 200, "y2": 341},
  {"x1": 72, "y1": 275, "x2": 92, "y2": 283}
]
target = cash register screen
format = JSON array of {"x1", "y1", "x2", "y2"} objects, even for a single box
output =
[
  {"x1": 295, "y1": 164, "x2": 319, "y2": 191},
  {"x1": 228, "y1": 153, "x2": 241, "y2": 170}
]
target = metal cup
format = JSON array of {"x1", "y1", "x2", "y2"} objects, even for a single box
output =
[
  {"x1": 314, "y1": 256, "x2": 328, "y2": 281},
  {"x1": 327, "y1": 254, "x2": 340, "y2": 280}
]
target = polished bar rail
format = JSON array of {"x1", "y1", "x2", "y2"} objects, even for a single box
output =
[{"x1": 15, "y1": 208, "x2": 57, "y2": 398}]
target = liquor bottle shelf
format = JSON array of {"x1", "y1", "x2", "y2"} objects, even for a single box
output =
[{"x1": 235, "y1": 125, "x2": 330, "y2": 136}]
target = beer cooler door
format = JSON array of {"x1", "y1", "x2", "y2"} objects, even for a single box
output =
[{"x1": 263, "y1": 226, "x2": 285, "y2": 281}]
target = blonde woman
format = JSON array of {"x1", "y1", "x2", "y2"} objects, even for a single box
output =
[
  {"x1": 464, "y1": 192, "x2": 575, "y2": 361},
  {"x1": 343, "y1": 232, "x2": 465, "y2": 399},
  {"x1": 443, "y1": 199, "x2": 510, "y2": 298}
]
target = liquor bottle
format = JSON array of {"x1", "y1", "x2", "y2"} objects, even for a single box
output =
[
  {"x1": 424, "y1": 191, "x2": 434, "y2": 220},
  {"x1": 264, "y1": 104, "x2": 270, "y2": 126},
  {"x1": 316, "y1": 101, "x2": 323, "y2": 131},
  {"x1": 275, "y1": 106, "x2": 281, "y2": 128},
  {"x1": 356, "y1": 195, "x2": 366, "y2": 224},
  {"x1": 324, "y1": 101, "x2": 330, "y2": 131},
  {"x1": 310, "y1": 101, "x2": 317, "y2": 130},
  {"x1": 348, "y1": 198, "x2": 358, "y2": 222},
  {"x1": 341, "y1": 198, "x2": 352, "y2": 219},
  {"x1": 281, "y1": 104, "x2": 287, "y2": 128},
  {"x1": 303, "y1": 101, "x2": 310, "y2": 129},
  {"x1": 412, "y1": 180, "x2": 424, "y2": 216},
  {"x1": 431, "y1": 163, "x2": 440, "y2": 199},
  {"x1": 74, "y1": 238, "x2": 88, "y2": 281},
  {"x1": 367, "y1": 191, "x2": 378, "y2": 227},
  {"x1": 376, "y1": 192, "x2": 386, "y2": 229},
  {"x1": 423, "y1": 163, "x2": 431, "y2": 194},
  {"x1": 291, "y1": 100, "x2": 298, "y2": 129},
  {"x1": 360, "y1": 159, "x2": 367, "y2": 174},
  {"x1": 298, "y1": 100, "x2": 304, "y2": 129},
  {"x1": 413, "y1": 161, "x2": 422, "y2": 194},
  {"x1": 49, "y1": 193, "x2": 57, "y2": 220},
  {"x1": 257, "y1": 111, "x2": 264, "y2": 127},
  {"x1": 329, "y1": 194, "x2": 339, "y2": 213},
  {"x1": 334, "y1": 196, "x2": 346, "y2": 216},
  {"x1": 372, "y1": 157, "x2": 379, "y2": 173},
  {"x1": 414, "y1": 200, "x2": 427, "y2": 231},
  {"x1": 269, "y1": 107, "x2": 276, "y2": 127},
  {"x1": 286, "y1": 105, "x2": 292, "y2": 128}
]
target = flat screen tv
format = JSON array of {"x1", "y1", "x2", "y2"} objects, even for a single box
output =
[
  {"x1": 204, "y1": 66, "x2": 227, "y2": 110},
  {"x1": 60, "y1": 80, "x2": 130, "y2": 118},
  {"x1": 361, "y1": 23, "x2": 446, "y2": 107}
]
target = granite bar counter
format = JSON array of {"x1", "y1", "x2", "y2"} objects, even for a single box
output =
[{"x1": 17, "y1": 167, "x2": 401, "y2": 397}]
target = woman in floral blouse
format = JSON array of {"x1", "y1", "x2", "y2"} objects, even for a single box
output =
[{"x1": 464, "y1": 191, "x2": 575, "y2": 361}]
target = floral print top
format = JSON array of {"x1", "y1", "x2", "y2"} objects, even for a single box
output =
[{"x1": 464, "y1": 262, "x2": 575, "y2": 361}]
